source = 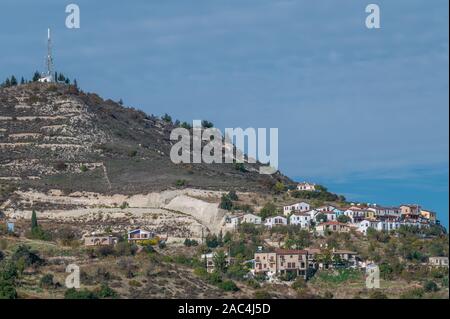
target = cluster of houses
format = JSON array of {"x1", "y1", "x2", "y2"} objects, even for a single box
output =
[
  {"x1": 83, "y1": 228, "x2": 158, "y2": 247},
  {"x1": 253, "y1": 246, "x2": 360, "y2": 279},
  {"x1": 225, "y1": 182, "x2": 439, "y2": 237}
]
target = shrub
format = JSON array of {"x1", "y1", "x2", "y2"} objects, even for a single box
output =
[
  {"x1": 219, "y1": 195, "x2": 233, "y2": 211},
  {"x1": 175, "y1": 179, "x2": 186, "y2": 187},
  {"x1": 11, "y1": 245, "x2": 43, "y2": 268},
  {"x1": 423, "y1": 280, "x2": 439, "y2": 292},
  {"x1": 218, "y1": 280, "x2": 239, "y2": 292},
  {"x1": 39, "y1": 273, "x2": 55, "y2": 289},
  {"x1": 64, "y1": 288, "x2": 98, "y2": 299},
  {"x1": 97, "y1": 283, "x2": 117, "y2": 298},
  {"x1": 259, "y1": 202, "x2": 277, "y2": 219},
  {"x1": 228, "y1": 191, "x2": 239, "y2": 201}
]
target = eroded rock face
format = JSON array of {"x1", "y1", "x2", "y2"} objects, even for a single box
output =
[{"x1": 5, "y1": 188, "x2": 229, "y2": 236}]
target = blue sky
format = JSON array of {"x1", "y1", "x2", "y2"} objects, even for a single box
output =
[{"x1": 1, "y1": 0, "x2": 448, "y2": 226}]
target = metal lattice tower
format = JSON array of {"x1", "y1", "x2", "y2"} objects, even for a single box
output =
[{"x1": 46, "y1": 28, "x2": 53, "y2": 77}]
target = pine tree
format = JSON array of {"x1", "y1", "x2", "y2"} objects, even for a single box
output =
[
  {"x1": 20, "y1": 77, "x2": 25, "y2": 85},
  {"x1": 54, "y1": 72, "x2": 58, "y2": 82},
  {"x1": 5, "y1": 78, "x2": 11, "y2": 87},
  {"x1": 73, "y1": 79, "x2": 78, "y2": 88},
  {"x1": 31, "y1": 210, "x2": 38, "y2": 231},
  {"x1": 32, "y1": 71, "x2": 41, "y2": 82},
  {"x1": 10, "y1": 76, "x2": 18, "y2": 86}
]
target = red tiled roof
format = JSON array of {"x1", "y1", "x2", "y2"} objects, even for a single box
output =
[{"x1": 275, "y1": 249, "x2": 308, "y2": 255}]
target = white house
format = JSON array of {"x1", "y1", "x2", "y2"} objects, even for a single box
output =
[
  {"x1": 307, "y1": 209, "x2": 320, "y2": 221},
  {"x1": 325, "y1": 212, "x2": 337, "y2": 222},
  {"x1": 226, "y1": 214, "x2": 243, "y2": 228},
  {"x1": 283, "y1": 201, "x2": 310, "y2": 215},
  {"x1": 289, "y1": 212, "x2": 311, "y2": 228},
  {"x1": 297, "y1": 182, "x2": 316, "y2": 191},
  {"x1": 264, "y1": 216, "x2": 288, "y2": 228},
  {"x1": 357, "y1": 220, "x2": 372, "y2": 235},
  {"x1": 242, "y1": 213, "x2": 262, "y2": 225},
  {"x1": 344, "y1": 207, "x2": 367, "y2": 223},
  {"x1": 128, "y1": 229, "x2": 155, "y2": 242}
]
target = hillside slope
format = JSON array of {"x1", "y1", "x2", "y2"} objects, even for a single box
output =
[{"x1": 0, "y1": 83, "x2": 293, "y2": 198}]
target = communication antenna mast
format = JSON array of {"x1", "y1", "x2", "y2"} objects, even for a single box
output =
[
  {"x1": 46, "y1": 28, "x2": 53, "y2": 76},
  {"x1": 39, "y1": 28, "x2": 54, "y2": 82}
]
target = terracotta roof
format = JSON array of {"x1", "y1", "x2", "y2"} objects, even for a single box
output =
[{"x1": 275, "y1": 249, "x2": 308, "y2": 255}]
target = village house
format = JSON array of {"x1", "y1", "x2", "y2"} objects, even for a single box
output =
[
  {"x1": 226, "y1": 214, "x2": 243, "y2": 228},
  {"x1": 264, "y1": 216, "x2": 288, "y2": 228},
  {"x1": 296, "y1": 182, "x2": 316, "y2": 191},
  {"x1": 84, "y1": 235, "x2": 118, "y2": 247},
  {"x1": 283, "y1": 201, "x2": 310, "y2": 215},
  {"x1": 343, "y1": 207, "x2": 367, "y2": 223},
  {"x1": 400, "y1": 204, "x2": 421, "y2": 219},
  {"x1": 276, "y1": 249, "x2": 308, "y2": 278},
  {"x1": 289, "y1": 212, "x2": 311, "y2": 228},
  {"x1": 316, "y1": 221, "x2": 351, "y2": 236},
  {"x1": 420, "y1": 209, "x2": 437, "y2": 224},
  {"x1": 254, "y1": 249, "x2": 278, "y2": 275},
  {"x1": 428, "y1": 257, "x2": 449, "y2": 268},
  {"x1": 357, "y1": 219, "x2": 372, "y2": 235},
  {"x1": 127, "y1": 229, "x2": 155, "y2": 242},
  {"x1": 242, "y1": 213, "x2": 262, "y2": 225},
  {"x1": 367, "y1": 205, "x2": 401, "y2": 218}
]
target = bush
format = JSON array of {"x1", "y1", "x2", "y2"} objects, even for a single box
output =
[
  {"x1": 259, "y1": 202, "x2": 277, "y2": 219},
  {"x1": 218, "y1": 280, "x2": 239, "y2": 292},
  {"x1": 423, "y1": 280, "x2": 439, "y2": 292},
  {"x1": 97, "y1": 283, "x2": 117, "y2": 298},
  {"x1": 39, "y1": 273, "x2": 55, "y2": 289},
  {"x1": 11, "y1": 245, "x2": 43, "y2": 268},
  {"x1": 228, "y1": 191, "x2": 239, "y2": 201},
  {"x1": 64, "y1": 288, "x2": 98, "y2": 299},
  {"x1": 219, "y1": 195, "x2": 233, "y2": 211}
]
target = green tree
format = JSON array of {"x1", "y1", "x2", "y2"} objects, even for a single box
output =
[
  {"x1": 161, "y1": 113, "x2": 172, "y2": 123},
  {"x1": 337, "y1": 215, "x2": 351, "y2": 223},
  {"x1": 213, "y1": 250, "x2": 228, "y2": 274},
  {"x1": 32, "y1": 71, "x2": 41, "y2": 82},
  {"x1": 201, "y1": 120, "x2": 214, "y2": 128},
  {"x1": 259, "y1": 202, "x2": 277, "y2": 219},
  {"x1": 316, "y1": 213, "x2": 327, "y2": 223},
  {"x1": 31, "y1": 210, "x2": 38, "y2": 231},
  {"x1": 273, "y1": 181, "x2": 285, "y2": 194},
  {"x1": 10, "y1": 76, "x2": 18, "y2": 86},
  {"x1": 228, "y1": 191, "x2": 238, "y2": 201},
  {"x1": 219, "y1": 195, "x2": 233, "y2": 211}
]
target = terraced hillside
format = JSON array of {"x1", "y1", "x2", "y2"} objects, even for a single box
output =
[{"x1": 0, "y1": 82, "x2": 292, "y2": 200}]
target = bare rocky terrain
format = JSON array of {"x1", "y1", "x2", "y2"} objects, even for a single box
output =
[{"x1": 0, "y1": 82, "x2": 293, "y2": 235}]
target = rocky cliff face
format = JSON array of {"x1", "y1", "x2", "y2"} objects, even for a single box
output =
[{"x1": 0, "y1": 82, "x2": 292, "y2": 200}]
